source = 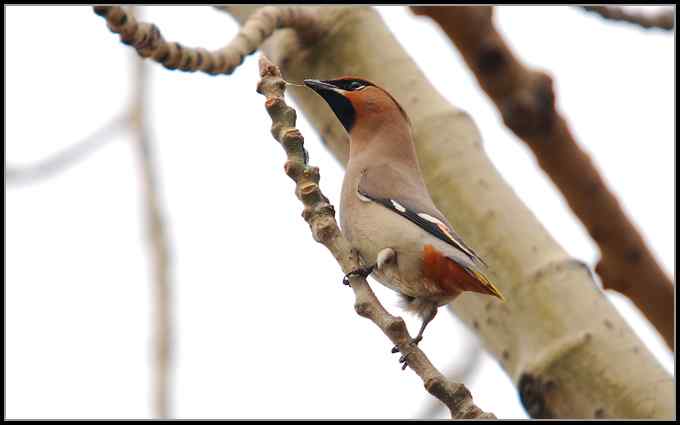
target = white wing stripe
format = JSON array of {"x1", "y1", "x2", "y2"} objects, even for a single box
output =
[
  {"x1": 417, "y1": 212, "x2": 477, "y2": 259},
  {"x1": 391, "y1": 200, "x2": 407, "y2": 212}
]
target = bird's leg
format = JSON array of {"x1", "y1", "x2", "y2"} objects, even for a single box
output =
[
  {"x1": 376, "y1": 247, "x2": 396, "y2": 270},
  {"x1": 342, "y1": 264, "x2": 375, "y2": 287},
  {"x1": 392, "y1": 302, "x2": 438, "y2": 370},
  {"x1": 412, "y1": 303, "x2": 438, "y2": 346},
  {"x1": 342, "y1": 247, "x2": 395, "y2": 287}
]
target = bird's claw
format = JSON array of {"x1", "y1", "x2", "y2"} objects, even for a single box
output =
[
  {"x1": 399, "y1": 352, "x2": 412, "y2": 370},
  {"x1": 396, "y1": 351, "x2": 413, "y2": 370},
  {"x1": 342, "y1": 264, "x2": 375, "y2": 287},
  {"x1": 391, "y1": 335, "x2": 424, "y2": 370}
]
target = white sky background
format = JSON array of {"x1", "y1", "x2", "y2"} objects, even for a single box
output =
[{"x1": 5, "y1": 5, "x2": 675, "y2": 420}]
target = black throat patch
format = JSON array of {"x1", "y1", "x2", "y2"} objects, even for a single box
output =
[{"x1": 318, "y1": 89, "x2": 356, "y2": 133}]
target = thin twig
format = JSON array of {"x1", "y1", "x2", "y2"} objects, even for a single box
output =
[
  {"x1": 127, "y1": 6, "x2": 173, "y2": 418},
  {"x1": 5, "y1": 113, "x2": 128, "y2": 185},
  {"x1": 411, "y1": 6, "x2": 675, "y2": 350},
  {"x1": 579, "y1": 6, "x2": 674, "y2": 31},
  {"x1": 92, "y1": 5, "x2": 322, "y2": 76},
  {"x1": 256, "y1": 55, "x2": 495, "y2": 419}
]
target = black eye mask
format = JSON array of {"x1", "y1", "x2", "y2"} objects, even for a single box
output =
[
  {"x1": 303, "y1": 78, "x2": 376, "y2": 132},
  {"x1": 325, "y1": 78, "x2": 373, "y2": 91}
]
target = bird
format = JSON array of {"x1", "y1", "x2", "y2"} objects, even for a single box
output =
[{"x1": 303, "y1": 77, "x2": 504, "y2": 359}]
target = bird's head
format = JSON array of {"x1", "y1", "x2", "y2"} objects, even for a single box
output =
[{"x1": 304, "y1": 77, "x2": 411, "y2": 135}]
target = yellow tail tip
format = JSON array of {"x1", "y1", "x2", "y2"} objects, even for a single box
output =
[
  {"x1": 474, "y1": 270, "x2": 505, "y2": 302},
  {"x1": 490, "y1": 285, "x2": 506, "y2": 302}
]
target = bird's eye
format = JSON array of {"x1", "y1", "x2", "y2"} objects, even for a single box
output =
[{"x1": 348, "y1": 81, "x2": 364, "y2": 91}]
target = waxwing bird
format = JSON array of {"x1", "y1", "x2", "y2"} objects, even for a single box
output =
[{"x1": 304, "y1": 77, "x2": 504, "y2": 362}]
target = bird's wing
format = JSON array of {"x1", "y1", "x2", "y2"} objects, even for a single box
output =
[{"x1": 357, "y1": 163, "x2": 488, "y2": 268}]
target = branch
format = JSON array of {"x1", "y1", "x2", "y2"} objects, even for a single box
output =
[
  {"x1": 410, "y1": 5, "x2": 675, "y2": 350},
  {"x1": 5, "y1": 113, "x2": 128, "y2": 185},
  {"x1": 223, "y1": 6, "x2": 674, "y2": 419},
  {"x1": 579, "y1": 6, "x2": 675, "y2": 31},
  {"x1": 127, "y1": 7, "x2": 173, "y2": 418},
  {"x1": 256, "y1": 55, "x2": 495, "y2": 420},
  {"x1": 92, "y1": 6, "x2": 321, "y2": 76}
]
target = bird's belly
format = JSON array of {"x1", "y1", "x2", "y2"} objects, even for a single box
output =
[{"x1": 342, "y1": 200, "x2": 456, "y2": 301}]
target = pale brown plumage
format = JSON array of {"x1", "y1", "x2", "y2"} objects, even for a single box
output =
[{"x1": 304, "y1": 77, "x2": 503, "y2": 355}]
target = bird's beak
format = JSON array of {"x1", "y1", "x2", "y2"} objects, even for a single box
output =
[{"x1": 303, "y1": 79, "x2": 340, "y2": 93}]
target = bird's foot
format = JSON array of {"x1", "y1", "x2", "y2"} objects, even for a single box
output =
[
  {"x1": 391, "y1": 335, "x2": 423, "y2": 370},
  {"x1": 342, "y1": 264, "x2": 375, "y2": 287},
  {"x1": 391, "y1": 335, "x2": 423, "y2": 353}
]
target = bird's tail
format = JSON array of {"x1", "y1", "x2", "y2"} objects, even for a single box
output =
[{"x1": 463, "y1": 265, "x2": 505, "y2": 301}]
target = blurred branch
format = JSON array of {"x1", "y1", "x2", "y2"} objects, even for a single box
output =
[
  {"x1": 257, "y1": 55, "x2": 495, "y2": 420},
  {"x1": 5, "y1": 113, "x2": 128, "y2": 185},
  {"x1": 411, "y1": 5, "x2": 675, "y2": 351},
  {"x1": 9, "y1": 6, "x2": 175, "y2": 417},
  {"x1": 128, "y1": 7, "x2": 173, "y2": 418},
  {"x1": 92, "y1": 5, "x2": 322, "y2": 76},
  {"x1": 579, "y1": 6, "x2": 674, "y2": 31}
]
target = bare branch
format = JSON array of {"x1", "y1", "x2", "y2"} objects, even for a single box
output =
[
  {"x1": 92, "y1": 6, "x2": 322, "y2": 76},
  {"x1": 126, "y1": 6, "x2": 173, "y2": 417},
  {"x1": 411, "y1": 5, "x2": 675, "y2": 350},
  {"x1": 256, "y1": 55, "x2": 495, "y2": 419},
  {"x1": 579, "y1": 6, "x2": 675, "y2": 31},
  {"x1": 5, "y1": 113, "x2": 128, "y2": 185}
]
